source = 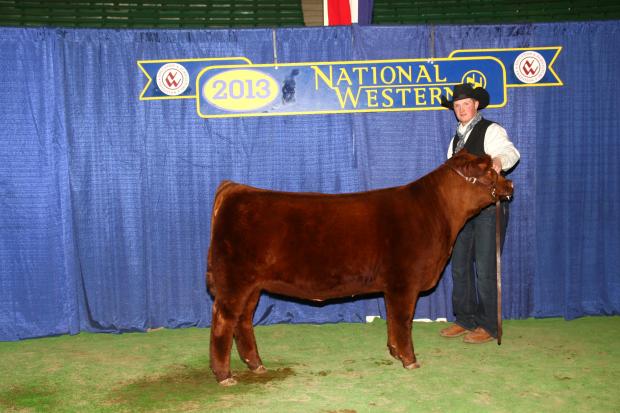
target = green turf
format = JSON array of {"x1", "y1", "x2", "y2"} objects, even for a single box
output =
[{"x1": 1, "y1": 317, "x2": 618, "y2": 412}]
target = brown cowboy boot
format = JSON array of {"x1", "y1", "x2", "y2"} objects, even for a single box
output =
[
  {"x1": 463, "y1": 327, "x2": 494, "y2": 344},
  {"x1": 439, "y1": 323, "x2": 469, "y2": 338}
]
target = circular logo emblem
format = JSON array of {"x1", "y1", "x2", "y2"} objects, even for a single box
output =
[
  {"x1": 460, "y1": 71, "x2": 487, "y2": 89},
  {"x1": 514, "y1": 51, "x2": 547, "y2": 84},
  {"x1": 156, "y1": 63, "x2": 190, "y2": 96}
]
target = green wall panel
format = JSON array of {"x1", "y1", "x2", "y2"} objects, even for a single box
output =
[
  {"x1": 0, "y1": 0, "x2": 304, "y2": 28},
  {"x1": 373, "y1": 0, "x2": 620, "y2": 24}
]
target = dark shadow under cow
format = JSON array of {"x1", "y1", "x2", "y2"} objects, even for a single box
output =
[{"x1": 207, "y1": 150, "x2": 514, "y2": 385}]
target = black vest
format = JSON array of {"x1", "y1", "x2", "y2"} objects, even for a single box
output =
[{"x1": 452, "y1": 118, "x2": 495, "y2": 157}]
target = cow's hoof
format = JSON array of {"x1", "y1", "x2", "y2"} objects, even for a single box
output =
[
  {"x1": 252, "y1": 365, "x2": 268, "y2": 374},
  {"x1": 404, "y1": 362, "x2": 420, "y2": 369},
  {"x1": 218, "y1": 377, "x2": 238, "y2": 386}
]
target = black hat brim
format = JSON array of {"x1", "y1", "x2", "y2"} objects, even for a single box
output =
[{"x1": 441, "y1": 87, "x2": 490, "y2": 110}]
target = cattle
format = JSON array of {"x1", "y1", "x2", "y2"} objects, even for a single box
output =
[{"x1": 207, "y1": 150, "x2": 513, "y2": 385}]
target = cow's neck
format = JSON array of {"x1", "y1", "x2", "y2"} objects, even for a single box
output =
[{"x1": 418, "y1": 165, "x2": 493, "y2": 239}]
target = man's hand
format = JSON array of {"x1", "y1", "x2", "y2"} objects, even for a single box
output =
[{"x1": 492, "y1": 157, "x2": 503, "y2": 173}]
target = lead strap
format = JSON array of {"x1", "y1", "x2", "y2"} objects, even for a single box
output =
[{"x1": 496, "y1": 199, "x2": 503, "y2": 345}]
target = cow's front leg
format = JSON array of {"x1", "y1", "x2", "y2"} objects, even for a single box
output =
[
  {"x1": 385, "y1": 292, "x2": 419, "y2": 369},
  {"x1": 234, "y1": 289, "x2": 266, "y2": 374},
  {"x1": 210, "y1": 300, "x2": 239, "y2": 385}
]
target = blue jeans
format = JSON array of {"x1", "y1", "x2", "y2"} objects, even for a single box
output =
[{"x1": 450, "y1": 202, "x2": 509, "y2": 337}]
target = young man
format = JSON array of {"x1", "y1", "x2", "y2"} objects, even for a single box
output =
[{"x1": 439, "y1": 83, "x2": 520, "y2": 343}]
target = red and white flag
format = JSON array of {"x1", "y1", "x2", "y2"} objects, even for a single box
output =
[{"x1": 324, "y1": 0, "x2": 373, "y2": 26}]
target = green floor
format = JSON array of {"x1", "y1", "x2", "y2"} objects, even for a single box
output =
[{"x1": 1, "y1": 317, "x2": 618, "y2": 412}]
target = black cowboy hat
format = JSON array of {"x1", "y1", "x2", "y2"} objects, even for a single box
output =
[{"x1": 440, "y1": 83, "x2": 490, "y2": 110}]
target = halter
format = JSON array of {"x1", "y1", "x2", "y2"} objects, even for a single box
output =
[{"x1": 446, "y1": 164, "x2": 498, "y2": 201}]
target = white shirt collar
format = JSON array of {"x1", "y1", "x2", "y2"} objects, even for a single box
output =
[{"x1": 458, "y1": 117, "x2": 475, "y2": 133}]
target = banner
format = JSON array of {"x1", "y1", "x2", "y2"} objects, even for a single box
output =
[
  {"x1": 449, "y1": 47, "x2": 563, "y2": 87},
  {"x1": 138, "y1": 57, "x2": 251, "y2": 100},
  {"x1": 138, "y1": 46, "x2": 562, "y2": 118}
]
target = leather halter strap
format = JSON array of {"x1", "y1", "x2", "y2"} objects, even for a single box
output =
[{"x1": 446, "y1": 163, "x2": 498, "y2": 201}]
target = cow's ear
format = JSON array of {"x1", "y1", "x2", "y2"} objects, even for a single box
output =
[
  {"x1": 466, "y1": 157, "x2": 490, "y2": 177},
  {"x1": 478, "y1": 155, "x2": 493, "y2": 171},
  {"x1": 461, "y1": 161, "x2": 477, "y2": 177}
]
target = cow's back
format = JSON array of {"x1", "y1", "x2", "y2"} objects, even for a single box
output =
[{"x1": 207, "y1": 182, "x2": 417, "y2": 300}]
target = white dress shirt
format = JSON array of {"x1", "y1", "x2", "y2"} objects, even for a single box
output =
[{"x1": 446, "y1": 118, "x2": 520, "y2": 171}]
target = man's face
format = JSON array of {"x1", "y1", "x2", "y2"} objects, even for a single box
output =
[{"x1": 453, "y1": 98, "x2": 479, "y2": 124}]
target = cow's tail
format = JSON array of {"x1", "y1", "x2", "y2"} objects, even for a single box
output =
[{"x1": 207, "y1": 180, "x2": 236, "y2": 297}]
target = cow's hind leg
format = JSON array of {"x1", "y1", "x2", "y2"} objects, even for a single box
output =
[
  {"x1": 385, "y1": 292, "x2": 419, "y2": 369},
  {"x1": 234, "y1": 289, "x2": 266, "y2": 374},
  {"x1": 210, "y1": 298, "x2": 243, "y2": 386}
]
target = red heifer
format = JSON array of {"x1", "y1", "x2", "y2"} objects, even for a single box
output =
[{"x1": 207, "y1": 150, "x2": 513, "y2": 385}]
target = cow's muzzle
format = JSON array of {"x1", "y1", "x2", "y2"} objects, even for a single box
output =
[{"x1": 496, "y1": 179, "x2": 513, "y2": 201}]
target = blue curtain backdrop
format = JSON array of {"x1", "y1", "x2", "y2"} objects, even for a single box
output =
[{"x1": 0, "y1": 22, "x2": 618, "y2": 341}]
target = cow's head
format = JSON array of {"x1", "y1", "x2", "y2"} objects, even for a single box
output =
[{"x1": 446, "y1": 150, "x2": 514, "y2": 201}]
